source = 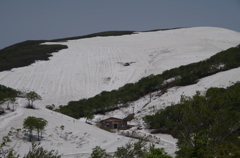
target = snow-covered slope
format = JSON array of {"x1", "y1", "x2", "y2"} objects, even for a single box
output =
[
  {"x1": 0, "y1": 27, "x2": 240, "y2": 106},
  {"x1": 0, "y1": 27, "x2": 240, "y2": 157},
  {"x1": 0, "y1": 98, "x2": 131, "y2": 157}
]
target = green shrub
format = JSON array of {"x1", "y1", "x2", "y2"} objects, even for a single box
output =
[
  {"x1": 90, "y1": 146, "x2": 112, "y2": 158},
  {"x1": 144, "y1": 82, "x2": 240, "y2": 157}
]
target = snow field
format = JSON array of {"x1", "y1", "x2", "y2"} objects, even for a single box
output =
[{"x1": 0, "y1": 27, "x2": 240, "y2": 107}]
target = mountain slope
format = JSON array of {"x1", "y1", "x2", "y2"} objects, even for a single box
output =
[
  {"x1": 0, "y1": 27, "x2": 239, "y2": 107},
  {"x1": 0, "y1": 27, "x2": 240, "y2": 157}
]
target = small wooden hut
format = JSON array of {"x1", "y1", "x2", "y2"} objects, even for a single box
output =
[{"x1": 99, "y1": 117, "x2": 127, "y2": 129}]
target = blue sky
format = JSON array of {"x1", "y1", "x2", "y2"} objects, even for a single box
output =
[{"x1": 1, "y1": 0, "x2": 240, "y2": 49}]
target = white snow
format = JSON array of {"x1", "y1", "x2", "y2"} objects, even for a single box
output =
[{"x1": 0, "y1": 27, "x2": 240, "y2": 157}]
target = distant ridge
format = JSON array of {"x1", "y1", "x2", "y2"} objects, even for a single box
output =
[
  {"x1": 141, "y1": 27, "x2": 186, "y2": 32},
  {"x1": 50, "y1": 30, "x2": 135, "y2": 42},
  {"x1": 50, "y1": 28, "x2": 185, "y2": 42}
]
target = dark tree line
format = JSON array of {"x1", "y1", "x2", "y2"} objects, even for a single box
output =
[
  {"x1": 0, "y1": 85, "x2": 18, "y2": 103},
  {"x1": 0, "y1": 40, "x2": 68, "y2": 72},
  {"x1": 0, "y1": 85, "x2": 19, "y2": 113}
]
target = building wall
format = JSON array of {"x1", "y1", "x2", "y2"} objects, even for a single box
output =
[{"x1": 100, "y1": 118, "x2": 127, "y2": 129}]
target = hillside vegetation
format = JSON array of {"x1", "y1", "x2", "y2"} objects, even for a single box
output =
[
  {"x1": 56, "y1": 44, "x2": 240, "y2": 119},
  {"x1": 144, "y1": 82, "x2": 240, "y2": 157},
  {"x1": 0, "y1": 40, "x2": 68, "y2": 72},
  {"x1": 0, "y1": 85, "x2": 19, "y2": 104}
]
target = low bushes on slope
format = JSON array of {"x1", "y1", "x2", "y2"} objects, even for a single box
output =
[
  {"x1": 144, "y1": 82, "x2": 240, "y2": 158},
  {"x1": 0, "y1": 85, "x2": 19, "y2": 104}
]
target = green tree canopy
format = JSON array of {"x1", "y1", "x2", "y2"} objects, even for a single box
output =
[
  {"x1": 144, "y1": 82, "x2": 240, "y2": 158},
  {"x1": 90, "y1": 146, "x2": 111, "y2": 158},
  {"x1": 25, "y1": 91, "x2": 42, "y2": 108},
  {"x1": 35, "y1": 118, "x2": 48, "y2": 141},
  {"x1": 23, "y1": 116, "x2": 48, "y2": 142},
  {"x1": 145, "y1": 146, "x2": 172, "y2": 158},
  {"x1": 23, "y1": 116, "x2": 37, "y2": 142},
  {"x1": 23, "y1": 142, "x2": 61, "y2": 158}
]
